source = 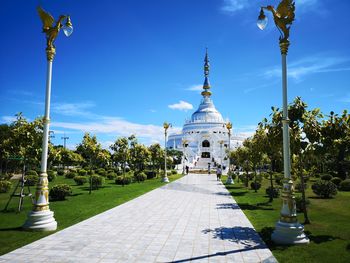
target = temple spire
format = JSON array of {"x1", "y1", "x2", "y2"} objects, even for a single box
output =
[{"x1": 201, "y1": 48, "x2": 212, "y2": 97}]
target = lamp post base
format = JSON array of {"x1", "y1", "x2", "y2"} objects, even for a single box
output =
[
  {"x1": 272, "y1": 221, "x2": 309, "y2": 245},
  {"x1": 23, "y1": 210, "x2": 57, "y2": 231},
  {"x1": 162, "y1": 176, "x2": 170, "y2": 183},
  {"x1": 226, "y1": 176, "x2": 234, "y2": 184}
]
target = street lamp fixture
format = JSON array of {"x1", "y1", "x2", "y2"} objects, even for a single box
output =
[
  {"x1": 218, "y1": 140, "x2": 224, "y2": 169},
  {"x1": 23, "y1": 6, "x2": 73, "y2": 231},
  {"x1": 182, "y1": 139, "x2": 189, "y2": 175},
  {"x1": 162, "y1": 122, "x2": 172, "y2": 183},
  {"x1": 257, "y1": 0, "x2": 309, "y2": 245},
  {"x1": 225, "y1": 122, "x2": 234, "y2": 184}
]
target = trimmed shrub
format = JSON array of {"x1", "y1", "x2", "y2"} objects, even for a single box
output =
[
  {"x1": 26, "y1": 170, "x2": 38, "y2": 176},
  {"x1": 260, "y1": 172, "x2": 270, "y2": 180},
  {"x1": 65, "y1": 171, "x2": 78, "y2": 179},
  {"x1": 115, "y1": 175, "x2": 132, "y2": 185},
  {"x1": 250, "y1": 182, "x2": 261, "y2": 190},
  {"x1": 116, "y1": 170, "x2": 123, "y2": 176},
  {"x1": 57, "y1": 169, "x2": 65, "y2": 176},
  {"x1": 91, "y1": 175, "x2": 104, "y2": 189},
  {"x1": 295, "y1": 180, "x2": 308, "y2": 192},
  {"x1": 171, "y1": 170, "x2": 177, "y2": 175},
  {"x1": 47, "y1": 170, "x2": 56, "y2": 182},
  {"x1": 145, "y1": 170, "x2": 157, "y2": 179},
  {"x1": 265, "y1": 186, "x2": 279, "y2": 198},
  {"x1": 274, "y1": 173, "x2": 284, "y2": 185},
  {"x1": 96, "y1": 168, "x2": 106, "y2": 177},
  {"x1": 320, "y1": 174, "x2": 333, "y2": 181},
  {"x1": 74, "y1": 176, "x2": 87, "y2": 185},
  {"x1": 134, "y1": 172, "x2": 147, "y2": 182},
  {"x1": 228, "y1": 172, "x2": 237, "y2": 180},
  {"x1": 107, "y1": 172, "x2": 117, "y2": 180},
  {"x1": 312, "y1": 180, "x2": 337, "y2": 198},
  {"x1": 0, "y1": 180, "x2": 12, "y2": 193},
  {"x1": 49, "y1": 184, "x2": 72, "y2": 201},
  {"x1": 339, "y1": 179, "x2": 350, "y2": 191},
  {"x1": 330, "y1": 177, "x2": 342, "y2": 187},
  {"x1": 25, "y1": 174, "x2": 39, "y2": 186},
  {"x1": 295, "y1": 196, "x2": 310, "y2": 213},
  {"x1": 78, "y1": 169, "x2": 87, "y2": 176}
]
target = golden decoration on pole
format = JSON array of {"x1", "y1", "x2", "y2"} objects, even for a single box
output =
[
  {"x1": 37, "y1": 6, "x2": 73, "y2": 61},
  {"x1": 257, "y1": 0, "x2": 295, "y2": 54}
]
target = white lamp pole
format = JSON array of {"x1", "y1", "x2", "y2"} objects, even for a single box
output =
[
  {"x1": 257, "y1": 0, "x2": 309, "y2": 244},
  {"x1": 226, "y1": 122, "x2": 234, "y2": 184},
  {"x1": 23, "y1": 6, "x2": 73, "y2": 231},
  {"x1": 162, "y1": 122, "x2": 171, "y2": 183}
]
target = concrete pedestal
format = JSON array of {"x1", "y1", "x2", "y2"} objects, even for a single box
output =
[
  {"x1": 272, "y1": 221, "x2": 309, "y2": 245},
  {"x1": 162, "y1": 176, "x2": 170, "y2": 183},
  {"x1": 226, "y1": 176, "x2": 234, "y2": 184},
  {"x1": 23, "y1": 210, "x2": 57, "y2": 231}
]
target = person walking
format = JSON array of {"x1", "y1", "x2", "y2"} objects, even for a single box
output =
[
  {"x1": 185, "y1": 165, "x2": 189, "y2": 175},
  {"x1": 216, "y1": 166, "x2": 222, "y2": 181}
]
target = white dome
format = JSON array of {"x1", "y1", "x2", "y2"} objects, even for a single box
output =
[{"x1": 191, "y1": 97, "x2": 224, "y2": 123}]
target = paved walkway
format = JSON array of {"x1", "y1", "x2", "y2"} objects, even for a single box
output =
[{"x1": 0, "y1": 174, "x2": 277, "y2": 263}]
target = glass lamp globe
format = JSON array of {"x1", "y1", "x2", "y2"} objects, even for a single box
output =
[
  {"x1": 257, "y1": 10, "x2": 268, "y2": 30},
  {"x1": 63, "y1": 17, "x2": 73, "y2": 37}
]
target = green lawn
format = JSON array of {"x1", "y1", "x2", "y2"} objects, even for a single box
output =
[
  {"x1": 0, "y1": 173, "x2": 182, "y2": 255},
  {"x1": 222, "y1": 176, "x2": 350, "y2": 263}
]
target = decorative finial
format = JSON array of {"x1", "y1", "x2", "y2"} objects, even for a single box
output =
[{"x1": 201, "y1": 49, "x2": 212, "y2": 97}]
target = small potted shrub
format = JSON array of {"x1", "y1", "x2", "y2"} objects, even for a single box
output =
[
  {"x1": 25, "y1": 174, "x2": 39, "y2": 186},
  {"x1": 320, "y1": 174, "x2": 333, "y2": 181},
  {"x1": 107, "y1": 172, "x2": 117, "y2": 180},
  {"x1": 74, "y1": 175, "x2": 88, "y2": 185},
  {"x1": 91, "y1": 175, "x2": 104, "y2": 189},
  {"x1": 265, "y1": 186, "x2": 279, "y2": 198},
  {"x1": 0, "y1": 180, "x2": 12, "y2": 193},
  {"x1": 295, "y1": 196, "x2": 310, "y2": 213},
  {"x1": 330, "y1": 177, "x2": 342, "y2": 188},
  {"x1": 339, "y1": 179, "x2": 350, "y2": 191},
  {"x1": 47, "y1": 170, "x2": 56, "y2": 182},
  {"x1": 134, "y1": 172, "x2": 147, "y2": 182},
  {"x1": 65, "y1": 171, "x2": 78, "y2": 179},
  {"x1": 250, "y1": 182, "x2": 261, "y2": 190},
  {"x1": 311, "y1": 180, "x2": 337, "y2": 198},
  {"x1": 49, "y1": 184, "x2": 72, "y2": 201}
]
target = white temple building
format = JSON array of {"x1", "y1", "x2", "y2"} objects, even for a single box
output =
[{"x1": 167, "y1": 51, "x2": 244, "y2": 172}]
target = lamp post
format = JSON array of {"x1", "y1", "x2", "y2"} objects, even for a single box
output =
[
  {"x1": 257, "y1": 0, "x2": 309, "y2": 244},
  {"x1": 225, "y1": 122, "x2": 234, "y2": 184},
  {"x1": 23, "y1": 7, "x2": 73, "y2": 231},
  {"x1": 218, "y1": 140, "x2": 224, "y2": 169},
  {"x1": 162, "y1": 122, "x2": 171, "y2": 183},
  {"x1": 182, "y1": 139, "x2": 188, "y2": 175}
]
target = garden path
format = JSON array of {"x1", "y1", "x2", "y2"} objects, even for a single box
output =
[{"x1": 0, "y1": 173, "x2": 277, "y2": 263}]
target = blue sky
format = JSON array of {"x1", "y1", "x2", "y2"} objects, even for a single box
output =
[{"x1": 1, "y1": 0, "x2": 349, "y2": 149}]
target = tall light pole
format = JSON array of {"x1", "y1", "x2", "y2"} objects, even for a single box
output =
[
  {"x1": 61, "y1": 133, "x2": 69, "y2": 149},
  {"x1": 182, "y1": 139, "x2": 188, "y2": 175},
  {"x1": 226, "y1": 122, "x2": 234, "y2": 184},
  {"x1": 162, "y1": 122, "x2": 171, "y2": 183},
  {"x1": 23, "y1": 6, "x2": 73, "y2": 231},
  {"x1": 257, "y1": 0, "x2": 309, "y2": 244},
  {"x1": 218, "y1": 140, "x2": 224, "y2": 169}
]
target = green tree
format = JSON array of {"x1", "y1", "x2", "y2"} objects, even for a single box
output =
[{"x1": 148, "y1": 143, "x2": 164, "y2": 173}]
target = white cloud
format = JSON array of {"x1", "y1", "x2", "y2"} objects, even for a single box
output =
[
  {"x1": 51, "y1": 117, "x2": 182, "y2": 145},
  {"x1": 168, "y1": 100, "x2": 193, "y2": 111},
  {"x1": 149, "y1": 109, "x2": 157, "y2": 113},
  {"x1": 1, "y1": 115, "x2": 17, "y2": 123},
  {"x1": 186, "y1": 84, "x2": 203, "y2": 92},
  {"x1": 51, "y1": 102, "x2": 96, "y2": 117},
  {"x1": 262, "y1": 55, "x2": 350, "y2": 81},
  {"x1": 221, "y1": 0, "x2": 249, "y2": 14},
  {"x1": 338, "y1": 94, "x2": 350, "y2": 103}
]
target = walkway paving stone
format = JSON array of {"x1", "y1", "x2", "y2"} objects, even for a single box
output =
[{"x1": 0, "y1": 174, "x2": 277, "y2": 263}]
